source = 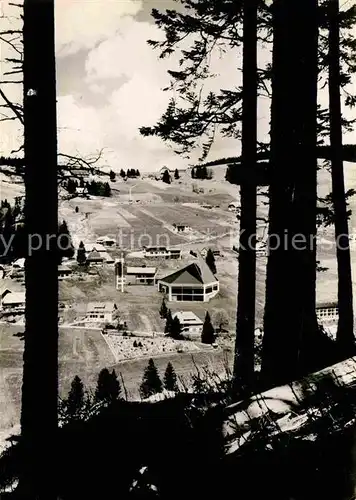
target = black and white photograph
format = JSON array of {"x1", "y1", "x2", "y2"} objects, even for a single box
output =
[{"x1": 0, "y1": 0, "x2": 356, "y2": 497}]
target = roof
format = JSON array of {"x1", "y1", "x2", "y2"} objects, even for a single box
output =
[
  {"x1": 144, "y1": 246, "x2": 168, "y2": 252},
  {"x1": 101, "y1": 252, "x2": 114, "y2": 262},
  {"x1": 126, "y1": 266, "x2": 156, "y2": 275},
  {"x1": 87, "y1": 250, "x2": 104, "y2": 261},
  {"x1": 13, "y1": 258, "x2": 25, "y2": 268},
  {"x1": 96, "y1": 236, "x2": 116, "y2": 243},
  {"x1": 86, "y1": 302, "x2": 117, "y2": 313},
  {"x1": 3, "y1": 292, "x2": 25, "y2": 305},
  {"x1": 84, "y1": 243, "x2": 106, "y2": 252},
  {"x1": 158, "y1": 254, "x2": 217, "y2": 286},
  {"x1": 316, "y1": 302, "x2": 338, "y2": 310},
  {"x1": 172, "y1": 311, "x2": 203, "y2": 325},
  {"x1": 58, "y1": 265, "x2": 72, "y2": 273}
]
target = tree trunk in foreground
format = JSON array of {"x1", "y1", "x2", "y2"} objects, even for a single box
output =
[
  {"x1": 20, "y1": 0, "x2": 58, "y2": 497},
  {"x1": 233, "y1": 0, "x2": 258, "y2": 394},
  {"x1": 328, "y1": 0, "x2": 355, "y2": 356},
  {"x1": 262, "y1": 0, "x2": 319, "y2": 388}
]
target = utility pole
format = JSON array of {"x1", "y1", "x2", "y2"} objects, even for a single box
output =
[{"x1": 20, "y1": 0, "x2": 58, "y2": 498}]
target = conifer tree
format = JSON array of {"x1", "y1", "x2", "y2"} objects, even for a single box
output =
[
  {"x1": 136, "y1": 169, "x2": 140, "y2": 177},
  {"x1": 162, "y1": 169, "x2": 171, "y2": 184},
  {"x1": 120, "y1": 169, "x2": 126, "y2": 178},
  {"x1": 174, "y1": 168, "x2": 179, "y2": 179},
  {"x1": 77, "y1": 241, "x2": 87, "y2": 265},
  {"x1": 109, "y1": 170, "x2": 116, "y2": 182},
  {"x1": 163, "y1": 362, "x2": 179, "y2": 392},
  {"x1": 104, "y1": 182, "x2": 111, "y2": 197},
  {"x1": 169, "y1": 316, "x2": 183, "y2": 340},
  {"x1": 66, "y1": 376, "x2": 86, "y2": 420},
  {"x1": 160, "y1": 298, "x2": 168, "y2": 319},
  {"x1": 95, "y1": 368, "x2": 121, "y2": 404},
  {"x1": 201, "y1": 312, "x2": 215, "y2": 344},
  {"x1": 139, "y1": 358, "x2": 163, "y2": 398},
  {"x1": 205, "y1": 248, "x2": 217, "y2": 275},
  {"x1": 58, "y1": 220, "x2": 75, "y2": 262},
  {"x1": 164, "y1": 309, "x2": 173, "y2": 334}
]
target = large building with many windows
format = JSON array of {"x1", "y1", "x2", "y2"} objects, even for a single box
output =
[{"x1": 157, "y1": 257, "x2": 219, "y2": 302}]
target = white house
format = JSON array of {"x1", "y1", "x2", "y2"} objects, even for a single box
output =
[
  {"x1": 86, "y1": 250, "x2": 104, "y2": 266},
  {"x1": 228, "y1": 202, "x2": 239, "y2": 212},
  {"x1": 157, "y1": 255, "x2": 219, "y2": 302},
  {"x1": 143, "y1": 246, "x2": 181, "y2": 260},
  {"x1": 172, "y1": 311, "x2": 203, "y2": 335},
  {"x1": 84, "y1": 243, "x2": 106, "y2": 253},
  {"x1": 200, "y1": 247, "x2": 221, "y2": 258},
  {"x1": 84, "y1": 302, "x2": 118, "y2": 323}
]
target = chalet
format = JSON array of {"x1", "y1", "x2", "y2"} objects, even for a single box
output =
[
  {"x1": 172, "y1": 311, "x2": 203, "y2": 335},
  {"x1": 2, "y1": 291, "x2": 26, "y2": 311},
  {"x1": 143, "y1": 246, "x2": 181, "y2": 260},
  {"x1": 172, "y1": 223, "x2": 191, "y2": 233},
  {"x1": 58, "y1": 265, "x2": 72, "y2": 280},
  {"x1": 96, "y1": 236, "x2": 116, "y2": 248},
  {"x1": 84, "y1": 302, "x2": 118, "y2": 323},
  {"x1": 86, "y1": 250, "x2": 104, "y2": 266},
  {"x1": 157, "y1": 255, "x2": 219, "y2": 302}
]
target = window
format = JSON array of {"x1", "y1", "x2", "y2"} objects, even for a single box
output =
[
  {"x1": 206, "y1": 287, "x2": 213, "y2": 294},
  {"x1": 213, "y1": 285, "x2": 218, "y2": 291}
]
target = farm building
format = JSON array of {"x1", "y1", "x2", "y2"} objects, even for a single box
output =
[
  {"x1": 84, "y1": 302, "x2": 118, "y2": 323},
  {"x1": 100, "y1": 252, "x2": 115, "y2": 264},
  {"x1": 143, "y1": 246, "x2": 181, "y2": 260},
  {"x1": 96, "y1": 236, "x2": 116, "y2": 247},
  {"x1": 86, "y1": 250, "x2": 104, "y2": 266},
  {"x1": 12, "y1": 258, "x2": 25, "y2": 271},
  {"x1": 2, "y1": 291, "x2": 26, "y2": 311},
  {"x1": 172, "y1": 311, "x2": 203, "y2": 335},
  {"x1": 157, "y1": 256, "x2": 219, "y2": 302}
]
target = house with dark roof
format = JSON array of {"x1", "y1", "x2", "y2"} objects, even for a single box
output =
[
  {"x1": 86, "y1": 250, "x2": 104, "y2": 266},
  {"x1": 84, "y1": 302, "x2": 118, "y2": 323},
  {"x1": 157, "y1": 255, "x2": 219, "y2": 302}
]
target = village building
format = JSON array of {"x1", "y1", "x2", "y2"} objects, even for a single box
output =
[
  {"x1": 143, "y1": 246, "x2": 181, "y2": 260},
  {"x1": 0, "y1": 286, "x2": 12, "y2": 308},
  {"x1": 172, "y1": 311, "x2": 203, "y2": 335},
  {"x1": 86, "y1": 250, "x2": 104, "y2": 266},
  {"x1": 101, "y1": 252, "x2": 115, "y2": 264},
  {"x1": 115, "y1": 261, "x2": 157, "y2": 288},
  {"x1": 157, "y1": 256, "x2": 219, "y2": 302},
  {"x1": 75, "y1": 186, "x2": 88, "y2": 196},
  {"x1": 96, "y1": 236, "x2": 116, "y2": 248},
  {"x1": 172, "y1": 223, "x2": 191, "y2": 233},
  {"x1": 2, "y1": 291, "x2": 26, "y2": 311},
  {"x1": 58, "y1": 265, "x2": 72, "y2": 280},
  {"x1": 200, "y1": 247, "x2": 221, "y2": 258},
  {"x1": 84, "y1": 302, "x2": 118, "y2": 323},
  {"x1": 83, "y1": 243, "x2": 106, "y2": 253},
  {"x1": 12, "y1": 258, "x2": 25, "y2": 271}
]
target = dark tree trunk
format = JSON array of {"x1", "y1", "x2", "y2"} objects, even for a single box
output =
[
  {"x1": 20, "y1": 0, "x2": 58, "y2": 497},
  {"x1": 328, "y1": 0, "x2": 355, "y2": 355},
  {"x1": 233, "y1": 0, "x2": 258, "y2": 394},
  {"x1": 261, "y1": 0, "x2": 319, "y2": 388}
]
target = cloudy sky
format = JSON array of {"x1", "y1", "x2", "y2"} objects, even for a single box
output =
[{"x1": 0, "y1": 0, "x2": 354, "y2": 172}]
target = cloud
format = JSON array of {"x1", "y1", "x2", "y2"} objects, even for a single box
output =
[{"x1": 55, "y1": 0, "x2": 143, "y2": 56}]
